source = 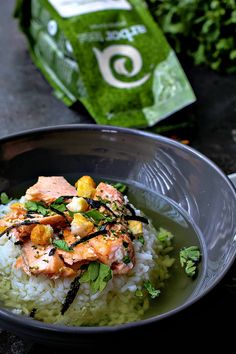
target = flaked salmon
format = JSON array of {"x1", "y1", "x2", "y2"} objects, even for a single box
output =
[{"x1": 26, "y1": 176, "x2": 77, "y2": 204}]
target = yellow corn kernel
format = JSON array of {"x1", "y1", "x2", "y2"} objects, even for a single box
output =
[
  {"x1": 30, "y1": 224, "x2": 53, "y2": 246},
  {"x1": 128, "y1": 220, "x2": 143, "y2": 235},
  {"x1": 67, "y1": 197, "x2": 89, "y2": 213},
  {"x1": 75, "y1": 176, "x2": 96, "y2": 198},
  {"x1": 71, "y1": 213, "x2": 94, "y2": 237}
]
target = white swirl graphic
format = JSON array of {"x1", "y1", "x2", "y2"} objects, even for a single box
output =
[{"x1": 93, "y1": 45, "x2": 150, "y2": 89}]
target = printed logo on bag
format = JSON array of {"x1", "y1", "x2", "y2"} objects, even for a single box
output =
[{"x1": 93, "y1": 45, "x2": 150, "y2": 89}]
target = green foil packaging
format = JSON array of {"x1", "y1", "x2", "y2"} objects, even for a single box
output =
[{"x1": 15, "y1": 0, "x2": 196, "y2": 127}]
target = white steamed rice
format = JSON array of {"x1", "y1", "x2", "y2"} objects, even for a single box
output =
[{"x1": 0, "y1": 198, "x2": 174, "y2": 326}]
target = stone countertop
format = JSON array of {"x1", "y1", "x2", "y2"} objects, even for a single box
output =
[{"x1": 0, "y1": 1, "x2": 236, "y2": 353}]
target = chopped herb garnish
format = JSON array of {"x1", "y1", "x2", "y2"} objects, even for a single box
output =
[
  {"x1": 53, "y1": 239, "x2": 73, "y2": 252},
  {"x1": 113, "y1": 183, "x2": 128, "y2": 194},
  {"x1": 0, "y1": 192, "x2": 12, "y2": 205},
  {"x1": 143, "y1": 281, "x2": 161, "y2": 299},
  {"x1": 80, "y1": 261, "x2": 112, "y2": 294},
  {"x1": 179, "y1": 246, "x2": 201, "y2": 278},
  {"x1": 50, "y1": 203, "x2": 67, "y2": 213},
  {"x1": 83, "y1": 209, "x2": 106, "y2": 224},
  {"x1": 157, "y1": 227, "x2": 174, "y2": 247},
  {"x1": 137, "y1": 235, "x2": 145, "y2": 245},
  {"x1": 43, "y1": 259, "x2": 49, "y2": 263},
  {"x1": 123, "y1": 255, "x2": 131, "y2": 264},
  {"x1": 25, "y1": 201, "x2": 50, "y2": 216}
]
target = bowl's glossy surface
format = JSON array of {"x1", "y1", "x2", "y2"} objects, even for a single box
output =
[{"x1": 0, "y1": 125, "x2": 235, "y2": 346}]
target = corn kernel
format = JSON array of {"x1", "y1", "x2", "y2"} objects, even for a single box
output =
[
  {"x1": 128, "y1": 220, "x2": 143, "y2": 235},
  {"x1": 30, "y1": 224, "x2": 53, "y2": 246},
  {"x1": 71, "y1": 213, "x2": 94, "y2": 237}
]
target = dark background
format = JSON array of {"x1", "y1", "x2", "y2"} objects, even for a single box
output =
[{"x1": 0, "y1": 1, "x2": 236, "y2": 352}]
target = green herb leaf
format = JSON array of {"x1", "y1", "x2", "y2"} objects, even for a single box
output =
[
  {"x1": 80, "y1": 261, "x2": 112, "y2": 294},
  {"x1": 53, "y1": 240, "x2": 72, "y2": 252},
  {"x1": 157, "y1": 227, "x2": 173, "y2": 247},
  {"x1": 25, "y1": 201, "x2": 50, "y2": 216},
  {"x1": 83, "y1": 209, "x2": 106, "y2": 224},
  {"x1": 80, "y1": 262, "x2": 100, "y2": 283},
  {"x1": 143, "y1": 281, "x2": 161, "y2": 299},
  {"x1": 137, "y1": 235, "x2": 145, "y2": 245},
  {"x1": 179, "y1": 246, "x2": 201, "y2": 278},
  {"x1": 113, "y1": 182, "x2": 127, "y2": 194},
  {"x1": 91, "y1": 263, "x2": 112, "y2": 293},
  {"x1": 50, "y1": 203, "x2": 67, "y2": 213},
  {"x1": 0, "y1": 192, "x2": 12, "y2": 205},
  {"x1": 123, "y1": 255, "x2": 131, "y2": 264}
]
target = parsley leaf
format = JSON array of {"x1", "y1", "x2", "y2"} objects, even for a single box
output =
[
  {"x1": 143, "y1": 281, "x2": 161, "y2": 299},
  {"x1": 179, "y1": 246, "x2": 201, "y2": 278},
  {"x1": 112, "y1": 182, "x2": 127, "y2": 194},
  {"x1": 53, "y1": 239, "x2": 72, "y2": 252},
  {"x1": 83, "y1": 209, "x2": 106, "y2": 224},
  {"x1": 0, "y1": 192, "x2": 12, "y2": 205},
  {"x1": 25, "y1": 201, "x2": 50, "y2": 216},
  {"x1": 157, "y1": 227, "x2": 173, "y2": 247},
  {"x1": 137, "y1": 234, "x2": 145, "y2": 245},
  {"x1": 80, "y1": 261, "x2": 112, "y2": 294}
]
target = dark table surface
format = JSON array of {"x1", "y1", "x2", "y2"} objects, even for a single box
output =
[{"x1": 0, "y1": 1, "x2": 236, "y2": 352}]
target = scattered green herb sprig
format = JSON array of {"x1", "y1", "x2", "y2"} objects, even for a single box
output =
[
  {"x1": 180, "y1": 246, "x2": 201, "y2": 278},
  {"x1": 0, "y1": 192, "x2": 12, "y2": 205},
  {"x1": 148, "y1": 0, "x2": 236, "y2": 73},
  {"x1": 53, "y1": 239, "x2": 72, "y2": 252},
  {"x1": 80, "y1": 261, "x2": 112, "y2": 293},
  {"x1": 113, "y1": 183, "x2": 128, "y2": 194},
  {"x1": 25, "y1": 201, "x2": 50, "y2": 216},
  {"x1": 143, "y1": 280, "x2": 161, "y2": 299}
]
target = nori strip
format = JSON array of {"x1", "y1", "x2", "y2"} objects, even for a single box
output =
[
  {"x1": 49, "y1": 247, "x2": 56, "y2": 256},
  {"x1": 85, "y1": 198, "x2": 116, "y2": 216},
  {"x1": 125, "y1": 204, "x2": 136, "y2": 216},
  {"x1": 29, "y1": 308, "x2": 37, "y2": 318},
  {"x1": 0, "y1": 220, "x2": 40, "y2": 237},
  {"x1": 124, "y1": 215, "x2": 149, "y2": 224},
  {"x1": 61, "y1": 276, "x2": 80, "y2": 315}
]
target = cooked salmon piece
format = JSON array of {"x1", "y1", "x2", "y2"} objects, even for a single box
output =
[
  {"x1": 94, "y1": 182, "x2": 124, "y2": 205},
  {"x1": 16, "y1": 240, "x2": 76, "y2": 278},
  {"x1": 58, "y1": 227, "x2": 134, "y2": 274},
  {"x1": 58, "y1": 229, "x2": 97, "y2": 265},
  {"x1": 25, "y1": 176, "x2": 77, "y2": 204}
]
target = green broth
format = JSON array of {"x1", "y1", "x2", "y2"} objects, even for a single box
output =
[{"x1": 127, "y1": 183, "x2": 206, "y2": 318}]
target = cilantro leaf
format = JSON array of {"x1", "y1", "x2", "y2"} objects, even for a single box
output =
[
  {"x1": 80, "y1": 261, "x2": 112, "y2": 294},
  {"x1": 143, "y1": 281, "x2": 161, "y2": 299},
  {"x1": 0, "y1": 192, "x2": 12, "y2": 205},
  {"x1": 25, "y1": 201, "x2": 50, "y2": 216},
  {"x1": 53, "y1": 239, "x2": 72, "y2": 252},
  {"x1": 83, "y1": 209, "x2": 106, "y2": 224},
  {"x1": 112, "y1": 182, "x2": 127, "y2": 194},
  {"x1": 137, "y1": 235, "x2": 145, "y2": 245},
  {"x1": 157, "y1": 227, "x2": 174, "y2": 247},
  {"x1": 179, "y1": 246, "x2": 201, "y2": 278}
]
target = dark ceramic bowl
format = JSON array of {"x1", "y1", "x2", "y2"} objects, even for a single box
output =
[{"x1": 0, "y1": 125, "x2": 235, "y2": 347}]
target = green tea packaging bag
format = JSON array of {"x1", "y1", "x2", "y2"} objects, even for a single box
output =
[{"x1": 15, "y1": 0, "x2": 196, "y2": 127}]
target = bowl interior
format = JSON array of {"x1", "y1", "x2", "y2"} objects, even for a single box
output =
[{"x1": 0, "y1": 125, "x2": 235, "y2": 333}]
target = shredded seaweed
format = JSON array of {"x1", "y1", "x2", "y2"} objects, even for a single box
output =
[
  {"x1": 48, "y1": 247, "x2": 56, "y2": 256},
  {"x1": 61, "y1": 276, "x2": 81, "y2": 315},
  {"x1": 0, "y1": 220, "x2": 40, "y2": 238},
  {"x1": 29, "y1": 308, "x2": 37, "y2": 318},
  {"x1": 124, "y1": 215, "x2": 149, "y2": 224}
]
